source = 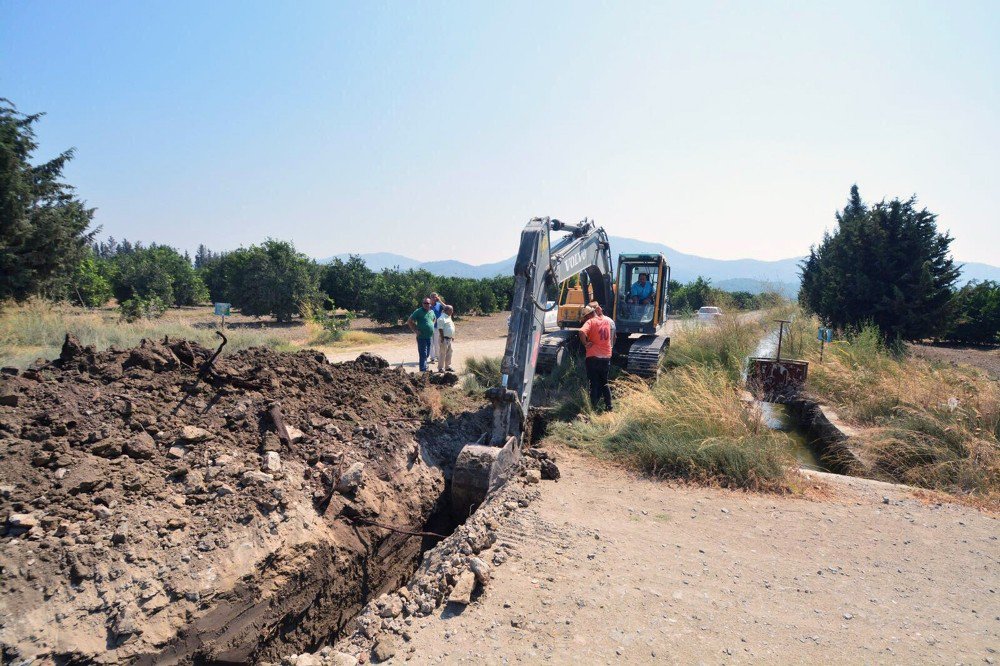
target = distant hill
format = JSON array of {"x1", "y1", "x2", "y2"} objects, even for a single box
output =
[{"x1": 322, "y1": 234, "x2": 999, "y2": 293}]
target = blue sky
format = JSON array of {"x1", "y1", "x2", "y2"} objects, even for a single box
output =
[{"x1": 2, "y1": 1, "x2": 998, "y2": 264}]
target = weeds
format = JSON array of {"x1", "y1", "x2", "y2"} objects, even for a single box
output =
[
  {"x1": 803, "y1": 321, "x2": 1000, "y2": 497},
  {"x1": 547, "y1": 367, "x2": 792, "y2": 491},
  {"x1": 665, "y1": 314, "x2": 764, "y2": 381}
]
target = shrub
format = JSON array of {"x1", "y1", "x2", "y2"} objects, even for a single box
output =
[{"x1": 119, "y1": 296, "x2": 169, "y2": 322}]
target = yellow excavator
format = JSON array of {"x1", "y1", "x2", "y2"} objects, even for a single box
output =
[{"x1": 451, "y1": 217, "x2": 671, "y2": 514}]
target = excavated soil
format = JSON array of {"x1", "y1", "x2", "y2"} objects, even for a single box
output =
[{"x1": 0, "y1": 336, "x2": 482, "y2": 664}]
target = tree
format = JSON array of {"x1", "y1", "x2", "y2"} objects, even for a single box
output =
[
  {"x1": 946, "y1": 281, "x2": 1000, "y2": 344},
  {"x1": 70, "y1": 252, "x2": 113, "y2": 307},
  {"x1": 223, "y1": 239, "x2": 322, "y2": 321},
  {"x1": 365, "y1": 268, "x2": 435, "y2": 325},
  {"x1": 110, "y1": 244, "x2": 208, "y2": 307},
  {"x1": 1, "y1": 99, "x2": 97, "y2": 300},
  {"x1": 799, "y1": 185, "x2": 960, "y2": 340},
  {"x1": 321, "y1": 255, "x2": 374, "y2": 311}
]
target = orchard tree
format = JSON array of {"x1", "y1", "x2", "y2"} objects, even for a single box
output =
[
  {"x1": 800, "y1": 185, "x2": 960, "y2": 340},
  {"x1": 223, "y1": 239, "x2": 322, "y2": 321},
  {"x1": 0, "y1": 99, "x2": 97, "y2": 300},
  {"x1": 321, "y1": 255, "x2": 374, "y2": 311},
  {"x1": 70, "y1": 252, "x2": 113, "y2": 307},
  {"x1": 110, "y1": 244, "x2": 209, "y2": 307}
]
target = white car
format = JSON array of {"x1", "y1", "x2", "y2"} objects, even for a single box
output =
[{"x1": 696, "y1": 306, "x2": 723, "y2": 322}]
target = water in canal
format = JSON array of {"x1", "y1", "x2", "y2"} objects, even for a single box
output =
[{"x1": 749, "y1": 328, "x2": 830, "y2": 472}]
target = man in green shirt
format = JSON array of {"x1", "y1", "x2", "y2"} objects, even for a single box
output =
[{"x1": 407, "y1": 297, "x2": 437, "y2": 371}]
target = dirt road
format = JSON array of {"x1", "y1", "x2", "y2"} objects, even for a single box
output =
[
  {"x1": 325, "y1": 317, "x2": 687, "y2": 371},
  {"x1": 394, "y1": 448, "x2": 999, "y2": 664}
]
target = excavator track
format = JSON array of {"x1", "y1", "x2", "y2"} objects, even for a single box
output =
[
  {"x1": 536, "y1": 330, "x2": 577, "y2": 374},
  {"x1": 625, "y1": 334, "x2": 669, "y2": 378}
]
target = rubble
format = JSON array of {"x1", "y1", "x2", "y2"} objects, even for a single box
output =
[{"x1": 0, "y1": 339, "x2": 468, "y2": 663}]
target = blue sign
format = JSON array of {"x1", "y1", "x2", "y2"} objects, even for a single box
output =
[
  {"x1": 817, "y1": 327, "x2": 833, "y2": 343},
  {"x1": 214, "y1": 303, "x2": 231, "y2": 317}
]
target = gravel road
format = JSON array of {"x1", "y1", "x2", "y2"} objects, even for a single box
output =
[{"x1": 393, "y1": 448, "x2": 999, "y2": 664}]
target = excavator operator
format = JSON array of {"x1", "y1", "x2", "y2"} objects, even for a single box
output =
[{"x1": 628, "y1": 272, "x2": 654, "y2": 305}]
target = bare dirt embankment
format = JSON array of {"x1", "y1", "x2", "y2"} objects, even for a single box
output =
[{"x1": 0, "y1": 337, "x2": 482, "y2": 664}]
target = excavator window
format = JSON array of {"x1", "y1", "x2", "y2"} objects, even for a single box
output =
[{"x1": 617, "y1": 263, "x2": 659, "y2": 324}]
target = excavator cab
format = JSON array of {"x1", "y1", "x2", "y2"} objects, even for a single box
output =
[{"x1": 613, "y1": 254, "x2": 670, "y2": 334}]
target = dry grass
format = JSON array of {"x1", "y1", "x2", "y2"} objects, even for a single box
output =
[
  {"x1": 666, "y1": 313, "x2": 766, "y2": 381},
  {"x1": 547, "y1": 366, "x2": 793, "y2": 491},
  {"x1": 803, "y1": 324, "x2": 1000, "y2": 498},
  {"x1": 0, "y1": 299, "x2": 298, "y2": 368}
]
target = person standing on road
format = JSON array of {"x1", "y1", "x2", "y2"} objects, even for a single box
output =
[
  {"x1": 578, "y1": 304, "x2": 613, "y2": 411},
  {"x1": 436, "y1": 305, "x2": 456, "y2": 372},
  {"x1": 407, "y1": 297, "x2": 436, "y2": 372},
  {"x1": 429, "y1": 292, "x2": 446, "y2": 363}
]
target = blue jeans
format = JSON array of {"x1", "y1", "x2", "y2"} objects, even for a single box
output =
[{"x1": 417, "y1": 337, "x2": 432, "y2": 371}]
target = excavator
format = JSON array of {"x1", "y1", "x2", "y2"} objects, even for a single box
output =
[{"x1": 451, "y1": 217, "x2": 671, "y2": 514}]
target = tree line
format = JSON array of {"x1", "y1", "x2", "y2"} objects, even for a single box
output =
[{"x1": 800, "y1": 185, "x2": 1000, "y2": 344}]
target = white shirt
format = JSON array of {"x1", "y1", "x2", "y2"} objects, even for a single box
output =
[{"x1": 436, "y1": 313, "x2": 455, "y2": 338}]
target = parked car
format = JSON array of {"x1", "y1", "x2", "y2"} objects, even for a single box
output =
[{"x1": 696, "y1": 306, "x2": 723, "y2": 322}]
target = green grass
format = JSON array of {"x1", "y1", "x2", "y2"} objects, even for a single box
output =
[
  {"x1": 665, "y1": 313, "x2": 765, "y2": 381},
  {"x1": 547, "y1": 366, "x2": 793, "y2": 491}
]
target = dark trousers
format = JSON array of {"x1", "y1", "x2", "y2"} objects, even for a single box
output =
[
  {"x1": 585, "y1": 356, "x2": 612, "y2": 411},
  {"x1": 417, "y1": 337, "x2": 431, "y2": 371}
]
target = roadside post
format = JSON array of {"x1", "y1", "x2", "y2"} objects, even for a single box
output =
[
  {"x1": 214, "y1": 302, "x2": 231, "y2": 330},
  {"x1": 817, "y1": 327, "x2": 832, "y2": 362}
]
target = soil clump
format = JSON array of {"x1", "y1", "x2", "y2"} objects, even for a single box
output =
[{"x1": 0, "y1": 336, "x2": 467, "y2": 664}]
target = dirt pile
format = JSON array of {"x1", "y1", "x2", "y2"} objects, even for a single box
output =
[{"x1": 0, "y1": 336, "x2": 462, "y2": 664}]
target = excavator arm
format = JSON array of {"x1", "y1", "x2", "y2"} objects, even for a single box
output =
[{"x1": 452, "y1": 217, "x2": 613, "y2": 515}]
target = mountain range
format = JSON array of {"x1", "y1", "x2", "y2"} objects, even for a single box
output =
[{"x1": 323, "y1": 235, "x2": 1000, "y2": 296}]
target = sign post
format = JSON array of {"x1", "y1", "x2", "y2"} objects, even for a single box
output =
[
  {"x1": 817, "y1": 327, "x2": 832, "y2": 362},
  {"x1": 214, "y1": 302, "x2": 231, "y2": 330}
]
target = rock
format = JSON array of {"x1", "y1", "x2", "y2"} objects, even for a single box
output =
[
  {"x1": 167, "y1": 446, "x2": 186, "y2": 459},
  {"x1": 448, "y1": 570, "x2": 476, "y2": 605},
  {"x1": 286, "y1": 426, "x2": 305, "y2": 444},
  {"x1": 263, "y1": 451, "x2": 282, "y2": 473},
  {"x1": 216, "y1": 484, "x2": 236, "y2": 496},
  {"x1": 372, "y1": 638, "x2": 398, "y2": 663},
  {"x1": 292, "y1": 654, "x2": 321, "y2": 666},
  {"x1": 331, "y1": 653, "x2": 359, "y2": 666},
  {"x1": 54, "y1": 468, "x2": 68, "y2": 479},
  {"x1": 112, "y1": 603, "x2": 142, "y2": 638},
  {"x1": 378, "y1": 596, "x2": 404, "y2": 618},
  {"x1": 243, "y1": 471, "x2": 274, "y2": 485},
  {"x1": 540, "y1": 459, "x2": 560, "y2": 480},
  {"x1": 123, "y1": 432, "x2": 156, "y2": 460},
  {"x1": 166, "y1": 517, "x2": 188, "y2": 530},
  {"x1": 112, "y1": 523, "x2": 129, "y2": 544},
  {"x1": 469, "y1": 557, "x2": 491, "y2": 585},
  {"x1": 7, "y1": 513, "x2": 38, "y2": 531},
  {"x1": 93, "y1": 505, "x2": 114, "y2": 520},
  {"x1": 335, "y1": 462, "x2": 365, "y2": 495},
  {"x1": 91, "y1": 439, "x2": 124, "y2": 458},
  {"x1": 524, "y1": 469, "x2": 541, "y2": 484},
  {"x1": 179, "y1": 425, "x2": 210, "y2": 443},
  {"x1": 355, "y1": 352, "x2": 389, "y2": 370},
  {"x1": 0, "y1": 390, "x2": 18, "y2": 407},
  {"x1": 0, "y1": 484, "x2": 14, "y2": 498}
]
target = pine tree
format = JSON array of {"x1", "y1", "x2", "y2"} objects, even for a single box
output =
[
  {"x1": 0, "y1": 99, "x2": 97, "y2": 300},
  {"x1": 800, "y1": 186, "x2": 960, "y2": 340}
]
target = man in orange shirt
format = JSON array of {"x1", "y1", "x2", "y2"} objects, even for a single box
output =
[{"x1": 578, "y1": 303, "x2": 613, "y2": 411}]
